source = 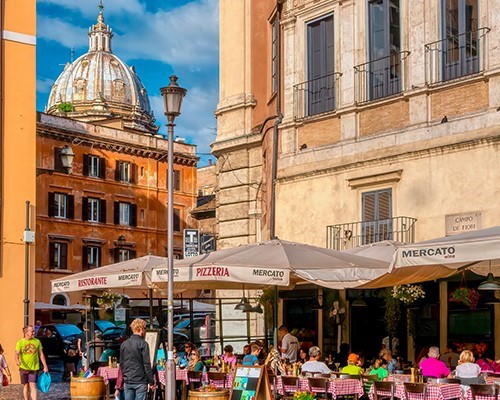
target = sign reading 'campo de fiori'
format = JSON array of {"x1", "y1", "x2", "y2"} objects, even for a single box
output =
[
  {"x1": 51, "y1": 272, "x2": 143, "y2": 293},
  {"x1": 152, "y1": 265, "x2": 290, "y2": 286}
]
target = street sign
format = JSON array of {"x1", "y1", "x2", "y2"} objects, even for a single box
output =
[
  {"x1": 200, "y1": 233, "x2": 215, "y2": 254},
  {"x1": 183, "y1": 229, "x2": 199, "y2": 258}
]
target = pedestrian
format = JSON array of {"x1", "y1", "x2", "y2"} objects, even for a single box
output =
[
  {"x1": 278, "y1": 325, "x2": 299, "y2": 362},
  {"x1": 34, "y1": 321, "x2": 42, "y2": 336},
  {"x1": 15, "y1": 325, "x2": 49, "y2": 400},
  {"x1": 0, "y1": 342, "x2": 12, "y2": 390},
  {"x1": 77, "y1": 323, "x2": 89, "y2": 371},
  {"x1": 120, "y1": 319, "x2": 155, "y2": 400}
]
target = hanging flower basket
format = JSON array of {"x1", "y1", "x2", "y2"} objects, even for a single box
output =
[
  {"x1": 449, "y1": 287, "x2": 480, "y2": 308},
  {"x1": 97, "y1": 291, "x2": 123, "y2": 308},
  {"x1": 391, "y1": 284, "x2": 425, "y2": 305}
]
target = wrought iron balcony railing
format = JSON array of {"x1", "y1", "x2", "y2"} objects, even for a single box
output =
[
  {"x1": 326, "y1": 216, "x2": 417, "y2": 251},
  {"x1": 294, "y1": 72, "x2": 342, "y2": 120},
  {"x1": 354, "y1": 51, "x2": 410, "y2": 104},
  {"x1": 425, "y1": 27, "x2": 490, "y2": 85}
]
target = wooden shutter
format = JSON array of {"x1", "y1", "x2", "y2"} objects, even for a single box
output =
[
  {"x1": 54, "y1": 148, "x2": 64, "y2": 172},
  {"x1": 82, "y1": 245, "x2": 88, "y2": 270},
  {"x1": 48, "y1": 192, "x2": 56, "y2": 217},
  {"x1": 173, "y1": 208, "x2": 181, "y2": 232},
  {"x1": 113, "y1": 248, "x2": 120, "y2": 263},
  {"x1": 49, "y1": 242, "x2": 55, "y2": 267},
  {"x1": 99, "y1": 158, "x2": 106, "y2": 179},
  {"x1": 130, "y1": 250, "x2": 137, "y2": 260},
  {"x1": 82, "y1": 197, "x2": 89, "y2": 221},
  {"x1": 67, "y1": 195, "x2": 75, "y2": 219},
  {"x1": 60, "y1": 243, "x2": 68, "y2": 269},
  {"x1": 114, "y1": 202, "x2": 120, "y2": 224},
  {"x1": 96, "y1": 247, "x2": 102, "y2": 267},
  {"x1": 174, "y1": 170, "x2": 181, "y2": 191},
  {"x1": 115, "y1": 160, "x2": 121, "y2": 181},
  {"x1": 99, "y1": 199, "x2": 106, "y2": 223},
  {"x1": 131, "y1": 163, "x2": 138, "y2": 184},
  {"x1": 83, "y1": 154, "x2": 89, "y2": 176},
  {"x1": 130, "y1": 204, "x2": 137, "y2": 227}
]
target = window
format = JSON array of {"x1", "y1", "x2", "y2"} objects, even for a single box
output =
[
  {"x1": 271, "y1": 17, "x2": 279, "y2": 94},
  {"x1": 368, "y1": 0, "x2": 401, "y2": 99},
  {"x1": 115, "y1": 161, "x2": 136, "y2": 183},
  {"x1": 48, "y1": 192, "x2": 74, "y2": 219},
  {"x1": 362, "y1": 189, "x2": 392, "y2": 244},
  {"x1": 120, "y1": 161, "x2": 130, "y2": 182},
  {"x1": 173, "y1": 208, "x2": 181, "y2": 232},
  {"x1": 83, "y1": 197, "x2": 106, "y2": 223},
  {"x1": 114, "y1": 201, "x2": 137, "y2": 226},
  {"x1": 114, "y1": 248, "x2": 136, "y2": 263},
  {"x1": 83, "y1": 246, "x2": 101, "y2": 269},
  {"x1": 83, "y1": 155, "x2": 105, "y2": 178},
  {"x1": 441, "y1": 0, "x2": 479, "y2": 80},
  {"x1": 49, "y1": 242, "x2": 68, "y2": 269},
  {"x1": 306, "y1": 14, "x2": 335, "y2": 115}
]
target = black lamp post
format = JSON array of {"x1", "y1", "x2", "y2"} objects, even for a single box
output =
[{"x1": 160, "y1": 75, "x2": 186, "y2": 400}]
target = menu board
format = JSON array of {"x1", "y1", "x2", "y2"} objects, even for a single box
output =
[{"x1": 230, "y1": 365, "x2": 271, "y2": 400}]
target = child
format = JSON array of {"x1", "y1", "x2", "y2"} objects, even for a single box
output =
[
  {"x1": 242, "y1": 342, "x2": 261, "y2": 366},
  {"x1": 221, "y1": 345, "x2": 237, "y2": 367},
  {"x1": 341, "y1": 353, "x2": 364, "y2": 375}
]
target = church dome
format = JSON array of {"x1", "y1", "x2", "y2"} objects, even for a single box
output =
[{"x1": 46, "y1": 6, "x2": 158, "y2": 134}]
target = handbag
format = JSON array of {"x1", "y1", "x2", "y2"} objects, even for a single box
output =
[
  {"x1": 36, "y1": 372, "x2": 51, "y2": 393},
  {"x1": 2, "y1": 374, "x2": 8, "y2": 387}
]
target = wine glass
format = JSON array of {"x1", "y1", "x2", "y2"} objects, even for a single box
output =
[{"x1": 334, "y1": 362, "x2": 340, "y2": 372}]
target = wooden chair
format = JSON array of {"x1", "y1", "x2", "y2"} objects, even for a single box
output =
[
  {"x1": 436, "y1": 378, "x2": 461, "y2": 384},
  {"x1": 281, "y1": 376, "x2": 300, "y2": 400},
  {"x1": 404, "y1": 382, "x2": 427, "y2": 400},
  {"x1": 187, "y1": 370, "x2": 203, "y2": 390},
  {"x1": 373, "y1": 381, "x2": 395, "y2": 400},
  {"x1": 469, "y1": 384, "x2": 499, "y2": 400},
  {"x1": 362, "y1": 374, "x2": 379, "y2": 395},
  {"x1": 207, "y1": 372, "x2": 227, "y2": 389},
  {"x1": 267, "y1": 371, "x2": 278, "y2": 398},
  {"x1": 307, "y1": 377, "x2": 330, "y2": 399}
]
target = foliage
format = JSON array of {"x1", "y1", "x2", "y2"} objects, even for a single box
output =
[
  {"x1": 449, "y1": 287, "x2": 480, "y2": 308},
  {"x1": 198, "y1": 384, "x2": 219, "y2": 392},
  {"x1": 259, "y1": 288, "x2": 276, "y2": 328},
  {"x1": 57, "y1": 102, "x2": 74, "y2": 113},
  {"x1": 392, "y1": 284, "x2": 426, "y2": 305},
  {"x1": 293, "y1": 391, "x2": 316, "y2": 400},
  {"x1": 97, "y1": 291, "x2": 123, "y2": 307},
  {"x1": 382, "y1": 288, "x2": 401, "y2": 337}
]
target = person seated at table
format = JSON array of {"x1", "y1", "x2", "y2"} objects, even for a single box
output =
[
  {"x1": 188, "y1": 348, "x2": 204, "y2": 371},
  {"x1": 454, "y1": 350, "x2": 484, "y2": 383},
  {"x1": 222, "y1": 345, "x2": 237, "y2": 367},
  {"x1": 369, "y1": 358, "x2": 388, "y2": 380},
  {"x1": 379, "y1": 349, "x2": 399, "y2": 373},
  {"x1": 341, "y1": 353, "x2": 363, "y2": 375},
  {"x1": 179, "y1": 342, "x2": 195, "y2": 369},
  {"x1": 301, "y1": 346, "x2": 332, "y2": 375},
  {"x1": 297, "y1": 347, "x2": 309, "y2": 367},
  {"x1": 415, "y1": 346, "x2": 430, "y2": 367},
  {"x1": 420, "y1": 346, "x2": 452, "y2": 378},
  {"x1": 476, "y1": 350, "x2": 500, "y2": 374},
  {"x1": 242, "y1": 342, "x2": 261, "y2": 366},
  {"x1": 440, "y1": 343, "x2": 460, "y2": 370}
]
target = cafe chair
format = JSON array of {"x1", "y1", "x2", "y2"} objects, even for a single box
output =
[
  {"x1": 404, "y1": 382, "x2": 427, "y2": 400},
  {"x1": 436, "y1": 378, "x2": 461, "y2": 384},
  {"x1": 307, "y1": 377, "x2": 330, "y2": 399},
  {"x1": 187, "y1": 370, "x2": 203, "y2": 390},
  {"x1": 362, "y1": 374, "x2": 378, "y2": 395},
  {"x1": 207, "y1": 371, "x2": 227, "y2": 389},
  {"x1": 460, "y1": 376, "x2": 486, "y2": 385},
  {"x1": 282, "y1": 376, "x2": 300, "y2": 400},
  {"x1": 267, "y1": 371, "x2": 278, "y2": 396},
  {"x1": 373, "y1": 381, "x2": 395, "y2": 400},
  {"x1": 469, "y1": 384, "x2": 499, "y2": 400}
]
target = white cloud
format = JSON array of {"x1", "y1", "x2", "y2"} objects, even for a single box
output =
[
  {"x1": 37, "y1": 0, "x2": 144, "y2": 17},
  {"x1": 37, "y1": 16, "x2": 88, "y2": 48},
  {"x1": 37, "y1": 77, "x2": 55, "y2": 94}
]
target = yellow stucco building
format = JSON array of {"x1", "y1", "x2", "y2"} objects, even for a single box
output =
[{"x1": 0, "y1": 0, "x2": 37, "y2": 382}]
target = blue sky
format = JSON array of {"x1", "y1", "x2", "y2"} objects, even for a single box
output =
[{"x1": 36, "y1": 0, "x2": 218, "y2": 166}]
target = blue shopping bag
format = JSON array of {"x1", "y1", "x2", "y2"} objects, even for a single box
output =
[{"x1": 36, "y1": 372, "x2": 51, "y2": 393}]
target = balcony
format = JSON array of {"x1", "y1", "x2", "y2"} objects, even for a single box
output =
[
  {"x1": 354, "y1": 51, "x2": 410, "y2": 104},
  {"x1": 326, "y1": 216, "x2": 417, "y2": 251},
  {"x1": 294, "y1": 72, "x2": 342, "y2": 120},
  {"x1": 425, "y1": 28, "x2": 490, "y2": 85}
]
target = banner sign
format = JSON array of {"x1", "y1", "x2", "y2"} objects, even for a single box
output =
[
  {"x1": 51, "y1": 272, "x2": 143, "y2": 293},
  {"x1": 184, "y1": 229, "x2": 199, "y2": 258},
  {"x1": 152, "y1": 265, "x2": 290, "y2": 287}
]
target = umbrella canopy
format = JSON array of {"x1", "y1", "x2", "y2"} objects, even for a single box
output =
[
  {"x1": 151, "y1": 239, "x2": 390, "y2": 290},
  {"x1": 51, "y1": 255, "x2": 168, "y2": 294},
  {"x1": 35, "y1": 302, "x2": 87, "y2": 311},
  {"x1": 361, "y1": 226, "x2": 500, "y2": 288}
]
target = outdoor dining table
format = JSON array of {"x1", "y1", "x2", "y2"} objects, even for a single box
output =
[
  {"x1": 276, "y1": 376, "x2": 364, "y2": 399},
  {"x1": 96, "y1": 366, "x2": 119, "y2": 400},
  {"x1": 157, "y1": 369, "x2": 234, "y2": 388},
  {"x1": 367, "y1": 382, "x2": 463, "y2": 400}
]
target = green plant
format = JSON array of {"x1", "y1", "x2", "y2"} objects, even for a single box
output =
[
  {"x1": 57, "y1": 102, "x2": 74, "y2": 112},
  {"x1": 449, "y1": 287, "x2": 480, "y2": 308},
  {"x1": 382, "y1": 288, "x2": 401, "y2": 337},
  {"x1": 392, "y1": 284, "x2": 425, "y2": 305},
  {"x1": 293, "y1": 391, "x2": 316, "y2": 400},
  {"x1": 97, "y1": 291, "x2": 122, "y2": 307}
]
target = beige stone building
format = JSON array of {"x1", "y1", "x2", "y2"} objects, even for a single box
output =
[{"x1": 215, "y1": 0, "x2": 500, "y2": 358}]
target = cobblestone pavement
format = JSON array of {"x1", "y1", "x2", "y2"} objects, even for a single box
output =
[{"x1": 0, "y1": 382, "x2": 70, "y2": 399}]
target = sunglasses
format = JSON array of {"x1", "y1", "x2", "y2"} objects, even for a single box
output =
[{"x1": 190, "y1": 352, "x2": 197, "y2": 356}]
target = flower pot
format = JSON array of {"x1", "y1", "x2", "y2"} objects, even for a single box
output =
[{"x1": 70, "y1": 376, "x2": 105, "y2": 400}]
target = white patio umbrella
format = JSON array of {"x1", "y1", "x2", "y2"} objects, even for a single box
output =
[
  {"x1": 151, "y1": 238, "x2": 390, "y2": 290},
  {"x1": 361, "y1": 226, "x2": 500, "y2": 288}
]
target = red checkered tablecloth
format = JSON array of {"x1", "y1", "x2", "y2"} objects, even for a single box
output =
[
  {"x1": 276, "y1": 377, "x2": 363, "y2": 399},
  {"x1": 157, "y1": 370, "x2": 233, "y2": 389},
  {"x1": 97, "y1": 367, "x2": 119, "y2": 385},
  {"x1": 368, "y1": 383, "x2": 463, "y2": 400}
]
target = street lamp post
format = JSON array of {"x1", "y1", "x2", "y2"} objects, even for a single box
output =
[{"x1": 160, "y1": 75, "x2": 187, "y2": 400}]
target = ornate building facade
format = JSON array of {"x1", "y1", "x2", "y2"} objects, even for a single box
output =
[{"x1": 215, "y1": 0, "x2": 500, "y2": 358}]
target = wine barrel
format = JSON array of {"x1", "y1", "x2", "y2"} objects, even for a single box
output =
[
  {"x1": 188, "y1": 389, "x2": 229, "y2": 400},
  {"x1": 70, "y1": 376, "x2": 105, "y2": 400}
]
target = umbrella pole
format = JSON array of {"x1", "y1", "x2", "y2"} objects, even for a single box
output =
[
  {"x1": 273, "y1": 286, "x2": 278, "y2": 399},
  {"x1": 148, "y1": 288, "x2": 154, "y2": 329}
]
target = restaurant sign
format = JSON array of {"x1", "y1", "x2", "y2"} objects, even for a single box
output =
[{"x1": 51, "y1": 272, "x2": 142, "y2": 293}]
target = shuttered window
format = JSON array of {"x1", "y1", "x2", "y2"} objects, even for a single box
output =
[
  {"x1": 49, "y1": 242, "x2": 68, "y2": 269},
  {"x1": 362, "y1": 189, "x2": 392, "y2": 244},
  {"x1": 48, "y1": 192, "x2": 74, "y2": 219}
]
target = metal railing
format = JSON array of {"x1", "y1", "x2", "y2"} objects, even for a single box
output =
[
  {"x1": 294, "y1": 72, "x2": 342, "y2": 120},
  {"x1": 425, "y1": 27, "x2": 490, "y2": 85},
  {"x1": 354, "y1": 51, "x2": 410, "y2": 103},
  {"x1": 326, "y1": 216, "x2": 417, "y2": 250}
]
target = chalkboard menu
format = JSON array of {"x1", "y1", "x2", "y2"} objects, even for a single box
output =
[{"x1": 230, "y1": 366, "x2": 271, "y2": 400}]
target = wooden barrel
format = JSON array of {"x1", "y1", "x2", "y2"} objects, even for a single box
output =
[
  {"x1": 188, "y1": 389, "x2": 229, "y2": 400},
  {"x1": 70, "y1": 376, "x2": 105, "y2": 400}
]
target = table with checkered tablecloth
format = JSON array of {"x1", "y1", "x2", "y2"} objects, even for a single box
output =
[
  {"x1": 368, "y1": 382, "x2": 463, "y2": 400},
  {"x1": 97, "y1": 366, "x2": 119, "y2": 385},
  {"x1": 463, "y1": 378, "x2": 500, "y2": 400},
  {"x1": 158, "y1": 369, "x2": 233, "y2": 389},
  {"x1": 277, "y1": 377, "x2": 364, "y2": 399}
]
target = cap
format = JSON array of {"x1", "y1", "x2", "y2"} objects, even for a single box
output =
[{"x1": 348, "y1": 353, "x2": 359, "y2": 363}]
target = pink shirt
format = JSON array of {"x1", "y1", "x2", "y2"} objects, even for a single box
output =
[
  {"x1": 222, "y1": 354, "x2": 237, "y2": 365},
  {"x1": 420, "y1": 357, "x2": 450, "y2": 378}
]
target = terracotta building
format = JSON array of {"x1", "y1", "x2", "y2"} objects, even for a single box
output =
[
  {"x1": 215, "y1": 0, "x2": 500, "y2": 358},
  {"x1": 35, "y1": 7, "x2": 198, "y2": 307}
]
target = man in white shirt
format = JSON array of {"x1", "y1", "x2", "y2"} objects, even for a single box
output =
[
  {"x1": 278, "y1": 325, "x2": 299, "y2": 362},
  {"x1": 301, "y1": 346, "x2": 333, "y2": 374}
]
